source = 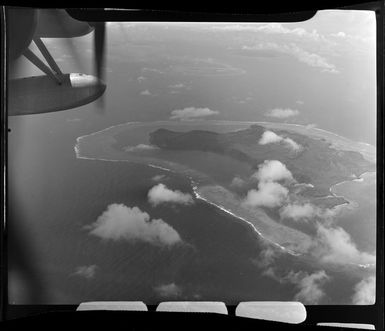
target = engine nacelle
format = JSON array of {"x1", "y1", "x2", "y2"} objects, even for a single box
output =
[{"x1": 8, "y1": 73, "x2": 106, "y2": 116}]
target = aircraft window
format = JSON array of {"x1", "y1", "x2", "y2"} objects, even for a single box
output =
[{"x1": 7, "y1": 8, "x2": 377, "y2": 310}]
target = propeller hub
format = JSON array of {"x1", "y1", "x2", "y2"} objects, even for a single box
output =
[{"x1": 69, "y1": 73, "x2": 105, "y2": 90}]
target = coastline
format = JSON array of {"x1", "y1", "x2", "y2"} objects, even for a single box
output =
[
  {"x1": 74, "y1": 120, "x2": 375, "y2": 264},
  {"x1": 191, "y1": 183, "x2": 304, "y2": 256},
  {"x1": 330, "y1": 171, "x2": 375, "y2": 192}
]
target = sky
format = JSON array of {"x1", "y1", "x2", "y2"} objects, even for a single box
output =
[{"x1": 10, "y1": 9, "x2": 377, "y2": 145}]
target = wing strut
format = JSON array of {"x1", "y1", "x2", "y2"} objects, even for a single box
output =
[
  {"x1": 33, "y1": 37, "x2": 63, "y2": 75},
  {"x1": 23, "y1": 49, "x2": 62, "y2": 85},
  {"x1": 22, "y1": 37, "x2": 64, "y2": 85}
]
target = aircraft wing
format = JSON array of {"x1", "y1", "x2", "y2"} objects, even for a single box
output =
[
  {"x1": 7, "y1": 8, "x2": 106, "y2": 116},
  {"x1": 34, "y1": 9, "x2": 93, "y2": 38}
]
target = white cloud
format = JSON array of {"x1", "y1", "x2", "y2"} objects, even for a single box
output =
[
  {"x1": 169, "y1": 83, "x2": 185, "y2": 89},
  {"x1": 296, "y1": 100, "x2": 304, "y2": 105},
  {"x1": 257, "y1": 244, "x2": 281, "y2": 268},
  {"x1": 168, "y1": 83, "x2": 187, "y2": 95},
  {"x1": 283, "y1": 138, "x2": 302, "y2": 152},
  {"x1": 142, "y1": 67, "x2": 164, "y2": 74},
  {"x1": 330, "y1": 30, "x2": 373, "y2": 43},
  {"x1": 252, "y1": 160, "x2": 294, "y2": 183},
  {"x1": 232, "y1": 96, "x2": 253, "y2": 104},
  {"x1": 154, "y1": 283, "x2": 182, "y2": 298},
  {"x1": 88, "y1": 204, "x2": 182, "y2": 246},
  {"x1": 352, "y1": 276, "x2": 376, "y2": 305},
  {"x1": 256, "y1": 245, "x2": 329, "y2": 304},
  {"x1": 137, "y1": 76, "x2": 146, "y2": 82},
  {"x1": 312, "y1": 223, "x2": 376, "y2": 266},
  {"x1": 243, "y1": 43, "x2": 338, "y2": 73},
  {"x1": 286, "y1": 43, "x2": 338, "y2": 73},
  {"x1": 152, "y1": 174, "x2": 166, "y2": 182},
  {"x1": 71, "y1": 265, "x2": 98, "y2": 279},
  {"x1": 140, "y1": 89, "x2": 153, "y2": 96},
  {"x1": 305, "y1": 123, "x2": 317, "y2": 129},
  {"x1": 211, "y1": 23, "x2": 325, "y2": 43},
  {"x1": 260, "y1": 211, "x2": 375, "y2": 267},
  {"x1": 259, "y1": 131, "x2": 283, "y2": 145},
  {"x1": 243, "y1": 160, "x2": 293, "y2": 208},
  {"x1": 259, "y1": 131, "x2": 302, "y2": 152},
  {"x1": 287, "y1": 270, "x2": 330, "y2": 304},
  {"x1": 280, "y1": 203, "x2": 336, "y2": 222},
  {"x1": 265, "y1": 108, "x2": 300, "y2": 119},
  {"x1": 280, "y1": 203, "x2": 317, "y2": 221},
  {"x1": 331, "y1": 31, "x2": 346, "y2": 38},
  {"x1": 170, "y1": 107, "x2": 219, "y2": 120},
  {"x1": 124, "y1": 144, "x2": 158, "y2": 152},
  {"x1": 230, "y1": 176, "x2": 246, "y2": 188},
  {"x1": 148, "y1": 183, "x2": 194, "y2": 207},
  {"x1": 243, "y1": 181, "x2": 289, "y2": 208}
]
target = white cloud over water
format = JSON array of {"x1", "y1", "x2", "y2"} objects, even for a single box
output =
[
  {"x1": 265, "y1": 108, "x2": 300, "y2": 119},
  {"x1": 88, "y1": 204, "x2": 182, "y2": 246},
  {"x1": 287, "y1": 270, "x2": 330, "y2": 304},
  {"x1": 258, "y1": 217, "x2": 375, "y2": 268},
  {"x1": 312, "y1": 223, "x2": 376, "y2": 266},
  {"x1": 256, "y1": 245, "x2": 330, "y2": 304},
  {"x1": 137, "y1": 76, "x2": 146, "y2": 82},
  {"x1": 210, "y1": 23, "x2": 328, "y2": 43},
  {"x1": 154, "y1": 283, "x2": 182, "y2": 298},
  {"x1": 170, "y1": 107, "x2": 219, "y2": 120},
  {"x1": 71, "y1": 265, "x2": 98, "y2": 279},
  {"x1": 352, "y1": 276, "x2": 376, "y2": 304},
  {"x1": 148, "y1": 183, "x2": 194, "y2": 206},
  {"x1": 245, "y1": 161, "x2": 373, "y2": 268},
  {"x1": 243, "y1": 43, "x2": 338, "y2": 73},
  {"x1": 259, "y1": 130, "x2": 302, "y2": 152},
  {"x1": 169, "y1": 83, "x2": 185, "y2": 89},
  {"x1": 140, "y1": 89, "x2": 154, "y2": 96},
  {"x1": 152, "y1": 174, "x2": 166, "y2": 182},
  {"x1": 142, "y1": 67, "x2": 164, "y2": 74}
]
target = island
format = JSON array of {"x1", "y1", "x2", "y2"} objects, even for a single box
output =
[
  {"x1": 76, "y1": 121, "x2": 376, "y2": 257},
  {"x1": 148, "y1": 124, "x2": 375, "y2": 198}
]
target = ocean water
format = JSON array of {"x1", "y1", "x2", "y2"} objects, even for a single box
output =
[
  {"x1": 7, "y1": 140, "x2": 292, "y2": 303},
  {"x1": 330, "y1": 172, "x2": 376, "y2": 254},
  {"x1": 6, "y1": 118, "x2": 284, "y2": 304},
  {"x1": 7, "y1": 117, "x2": 376, "y2": 305}
]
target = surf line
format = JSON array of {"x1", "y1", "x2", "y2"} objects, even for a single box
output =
[
  {"x1": 189, "y1": 181, "x2": 300, "y2": 257},
  {"x1": 148, "y1": 164, "x2": 173, "y2": 172},
  {"x1": 331, "y1": 171, "x2": 375, "y2": 191},
  {"x1": 75, "y1": 152, "x2": 174, "y2": 176}
]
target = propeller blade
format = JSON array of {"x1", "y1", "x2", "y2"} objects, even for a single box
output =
[
  {"x1": 39, "y1": 10, "x2": 87, "y2": 73},
  {"x1": 94, "y1": 22, "x2": 106, "y2": 82},
  {"x1": 90, "y1": 22, "x2": 106, "y2": 113}
]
